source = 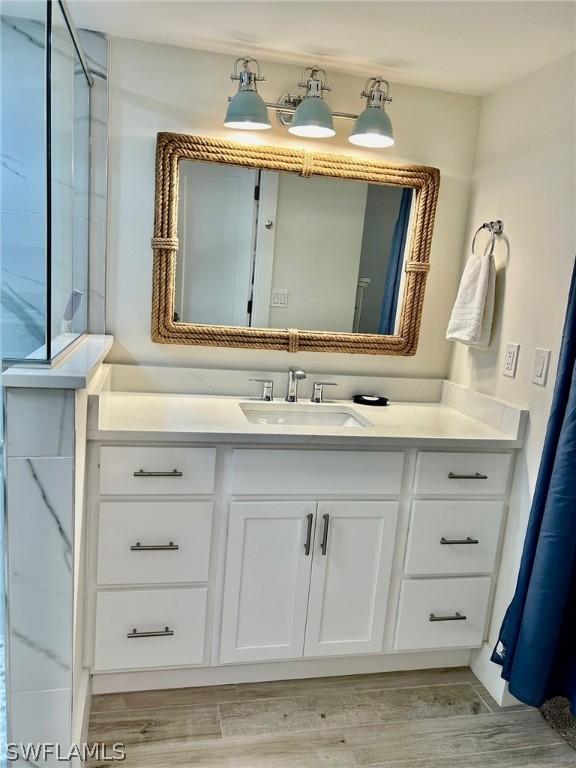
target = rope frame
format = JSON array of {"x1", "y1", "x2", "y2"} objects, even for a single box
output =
[{"x1": 152, "y1": 132, "x2": 440, "y2": 355}]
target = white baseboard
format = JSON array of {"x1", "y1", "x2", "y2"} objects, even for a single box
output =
[
  {"x1": 471, "y1": 643, "x2": 522, "y2": 707},
  {"x1": 92, "y1": 649, "x2": 472, "y2": 694}
]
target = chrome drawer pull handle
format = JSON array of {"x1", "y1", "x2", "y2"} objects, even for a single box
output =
[
  {"x1": 130, "y1": 541, "x2": 179, "y2": 551},
  {"x1": 440, "y1": 537, "x2": 479, "y2": 545},
  {"x1": 304, "y1": 513, "x2": 314, "y2": 556},
  {"x1": 429, "y1": 612, "x2": 467, "y2": 622},
  {"x1": 133, "y1": 469, "x2": 183, "y2": 477},
  {"x1": 448, "y1": 472, "x2": 488, "y2": 480},
  {"x1": 320, "y1": 513, "x2": 330, "y2": 556},
  {"x1": 127, "y1": 626, "x2": 174, "y2": 638}
]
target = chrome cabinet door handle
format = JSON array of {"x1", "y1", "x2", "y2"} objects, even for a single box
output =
[
  {"x1": 440, "y1": 537, "x2": 479, "y2": 545},
  {"x1": 447, "y1": 472, "x2": 488, "y2": 480},
  {"x1": 320, "y1": 513, "x2": 330, "y2": 556},
  {"x1": 304, "y1": 513, "x2": 314, "y2": 556},
  {"x1": 127, "y1": 626, "x2": 174, "y2": 638},
  {"x1": 429, "y1": 612, "x2": 467, "y2": 622},
  {"x1": 133, "y1": 469, "x2": 183, "y2": 477},
  {"x1": 130, "y1": 541, "x2": 179, "y2": 551}
]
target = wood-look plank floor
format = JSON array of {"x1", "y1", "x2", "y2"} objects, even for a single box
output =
[{"x1": 87, "y1": 667, "x2": 574, "y2": 767}]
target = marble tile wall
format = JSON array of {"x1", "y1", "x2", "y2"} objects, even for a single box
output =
[{"x1": 5, "y1": 387, "x2": 75, "y2": 765}]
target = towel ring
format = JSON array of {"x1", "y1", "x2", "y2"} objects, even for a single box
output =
[{"x1": 472, "y1": 219, "x2": 503, "y2": 257}]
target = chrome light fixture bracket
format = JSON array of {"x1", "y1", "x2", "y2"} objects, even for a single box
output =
[
  {"x1": 231, "y1": 56, "x2": 266, "y2": 91},
  {"x1": 276, "y1": 93, "x2": 303, "y2": 127},
  {"x1": 360, "y1": 77, "x2": 392, "y2": 109},
  {"x1": 299, "y1": 67, "x2": 332, "y2": 98}
]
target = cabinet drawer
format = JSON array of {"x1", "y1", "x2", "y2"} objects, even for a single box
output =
[
  {"x1": 232, "y1": 450, "x2": 404, "y2": 495},
  {"x1": 97, "y1": 502, "x2": 212, "y2": 586},
  {"x1": 405, "y1": 501, "x2": 504, "y2": 576},
  {"x1": 94, "y1": 588, "x2": 207, "y2": 671},
  {"x1": 414, "y1": 452, "x2": 511, "y2": 495},
  {"x1": 99, "y1": 447, "x2": 216, "y2": 495},
  {"x1": 395, "y1": 577, "x2": 491, "y2": 651}
]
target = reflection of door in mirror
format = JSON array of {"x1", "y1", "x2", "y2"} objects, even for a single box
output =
[
  {"x1": 176, "y1": 160, "x2": 414, "y2": 335},
  {"x1": 176, "y1": 162, "x2": 257, "y2": 325}
]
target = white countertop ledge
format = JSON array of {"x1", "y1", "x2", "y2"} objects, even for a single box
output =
[
  {"x1": 2, "y1": 335, "x2": 114, "y2": 389},
  {"x1": 90, "y1": 386, "x2": 527, "y2": 447}
]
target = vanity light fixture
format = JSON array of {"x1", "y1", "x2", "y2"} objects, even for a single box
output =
[
  {"x1": 287, "y1": 67, "x2": 335, "y2": 138},
  {"x1": 224, "y1": 57, "x2": 271, "y2": 130},
  {"x1": 349, "y1": 78, "x2": 394, "y2": 148},
  {"x1": 223, "y1": 57, "x2": 395, "y2": 149}
]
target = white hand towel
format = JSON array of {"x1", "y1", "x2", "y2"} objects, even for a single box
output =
[{"x1": 446, "y1": 251, "x2": 495, "y2": 347}]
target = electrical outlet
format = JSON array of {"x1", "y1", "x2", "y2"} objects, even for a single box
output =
[
  {"x1": 531, "y1": 348, "x2": 551, "y2": 386},
  {"x1": 503, "y1": 343, "x2": 520, "y2": 378}
]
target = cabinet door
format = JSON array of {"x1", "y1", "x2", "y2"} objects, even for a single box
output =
[
  {"x1": 305, "y1": 501, "x2": 398, "y2": 656},
  {"x1": 220, "y1": 501, "x2": 316, "y2": 663}
]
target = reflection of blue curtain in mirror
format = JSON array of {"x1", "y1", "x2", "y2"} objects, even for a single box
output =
[{"x1": 378, "y1": 188, "x2": 413, "y2": 335}]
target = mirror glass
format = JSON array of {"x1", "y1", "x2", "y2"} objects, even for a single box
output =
[{"x1": 175, "y1": 159, "x2": 416, "y2": 335}]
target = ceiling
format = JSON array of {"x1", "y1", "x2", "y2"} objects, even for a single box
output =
[{"x1": 68, "y1": 0, "x2": 576, "y2": 95}]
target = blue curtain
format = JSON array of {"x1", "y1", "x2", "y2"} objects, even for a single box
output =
[
  {"x1": 492, "y1": 257, "x2": 576, "y2": 711},
  {"x1": 379, "y1": 188, "x2": 413, "y2": 335}
]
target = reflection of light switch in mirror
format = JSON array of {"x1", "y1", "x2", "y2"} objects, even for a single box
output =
[
  {"x1": 271, "y1": 289, "x2": 288, "y2": 307},
  {"x1": 531, "y1": 348, "x2": 551, "y2": 386}
]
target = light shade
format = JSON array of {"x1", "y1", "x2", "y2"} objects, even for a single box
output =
[
  {"x1": 349, "y1": 106, "x2": 394, "y2": 147},
  {"x1": 288, "y1": 96, "x2": 335, "y2": 138},
  {"x1": 224, "y1": 90, "x2": 271, "y2": 130}
]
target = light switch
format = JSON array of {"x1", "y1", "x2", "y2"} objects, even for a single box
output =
[
  {"x1": 503, "y1": 343, "x2": 520, "y2": 378},
  {"x1": 531, "y1": 348, "x2": 551, "y2": 386},
  {"x1": 271, "y1": 289, "x2": 288, "y2": 308}
]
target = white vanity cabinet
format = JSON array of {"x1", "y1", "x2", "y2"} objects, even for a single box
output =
[
  {"x1": 220, "y1": 501, "x2": 316, "y2": 663},
  {"x1": 220, "y1": 499, "x2": 399, "y2": 663},
  {"x1": 86, "y1": 441, "x2": 513, "y2": 687},
  {"x1": 394, "y1": 451, "x2": 511, "y2": 652},
  {"x1": 91, "y1": 446, "x2": 216, "y2": 673},
  {"x1": 304, "y1": 501, "x2": 399, "y2": 657}
]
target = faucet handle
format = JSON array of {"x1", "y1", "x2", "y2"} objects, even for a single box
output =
[
  {"x1": 311, "y1": 381, "x2": 337, "y2": 403},
  {"x1": 250, "y1": 378, "x2": 274, "y2": 401}
]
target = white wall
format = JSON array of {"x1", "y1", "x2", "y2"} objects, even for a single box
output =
[
  {"x1": 106, "y1": 37, "x2": 480, "y2": 375},
  {"x1": 448, "y1": 53, "x2": 576, "y2": 700}
]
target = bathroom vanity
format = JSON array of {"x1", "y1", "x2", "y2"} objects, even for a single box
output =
[{"x1": 83, "y1": 365, "x2": 526, "y2": 693}]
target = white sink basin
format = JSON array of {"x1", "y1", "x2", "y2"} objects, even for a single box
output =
[{"x1": 239, "y1": 402, "x2": 373, "y2": 428}]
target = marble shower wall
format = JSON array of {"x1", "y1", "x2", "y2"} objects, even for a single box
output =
[
  {"x1": 78, "y1": 29, "x2": 109, "y2": 335},
  {"x1": 0, "y1": 10, "x2": 48, "y2": 359},
  {"x1": 1, "y1": 11, "x2": 108, "y2": 361}
]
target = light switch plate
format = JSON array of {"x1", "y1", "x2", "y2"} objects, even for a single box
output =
[
  {"x1": 271, "y1": 289, "x2": 288, "y2": 307},
  {"x1": 531, "y1": 348, "x2": 551, "y2": 386},
  {"x1": 503, "y1": 343, "x2": 520, "y2": 378}
]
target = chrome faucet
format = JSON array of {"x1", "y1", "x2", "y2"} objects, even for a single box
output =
[{"x1": 285, "y1": 368, "x2": 306, "y2": 402}]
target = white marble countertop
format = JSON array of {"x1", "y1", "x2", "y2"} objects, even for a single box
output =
[
  {"x1": 2, "y1": 335, "x2": 114, "y2": 389},
  {"x1": 90, "y1": 390, "x2": 526, "y2": 447}
]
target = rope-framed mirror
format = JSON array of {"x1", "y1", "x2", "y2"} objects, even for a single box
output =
[{"x1": 151, "y1": 133, "x2": 440, "y2": 355}]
